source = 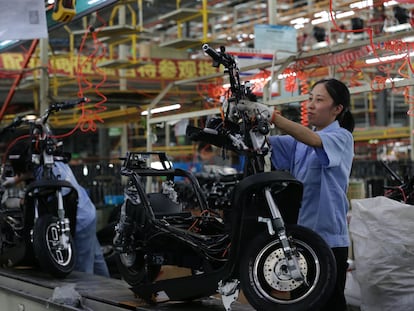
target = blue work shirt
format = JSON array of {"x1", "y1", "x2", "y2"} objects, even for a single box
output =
[
  {"x1": 268, "y1": 121, "x2": 354, "y2": 248},
  {"x1": 35, "y1": 161, "x2": 96, "y2": 233}
]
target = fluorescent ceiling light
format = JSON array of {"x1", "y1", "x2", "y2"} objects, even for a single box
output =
[
  {"x1": 0, "y1": 40, "x2": 18, "y2": 47},
  {"x1": 383, "y1": 0, "x2": 398, "y2": 7},
  {"x1": 311, "y1": 10, "x2": 354, "y2": 25},
  {"x1": 294, "y1": 24, "x2": 305, "y2": 29},
  {"x1": 365, "y1": 52, "x2": 414, "y2": 64},
  {"x1": 383, "y1": 23, "x2": 412, "y2": 33},
  {"x1": 350, "y1": 0, "x2": 373, "y2": 9},
  {"x1": 314, "y1": 11, "x2": 328, "y2": 18},
  {"x1": 141, "y1": 104, "x2": 181, "y2": 116},
  {"x1": 402, "y1": 36, "x2": 414, "y2": 42},
  {"x1": 336, "y1": 11, "x2": 355, "y2": 19},
  {"x1": 88, "y1": 0, "x2": 106, "y2": 4},
  {"x1": 24, "y1": 115, "x2": 37, "y2": 121},
  {"x1": 312, "y1": 17, "x2": 329, "y2": 25},
  {"x1": 290, "y1": 17, "x2": 310, "y2": 25}
]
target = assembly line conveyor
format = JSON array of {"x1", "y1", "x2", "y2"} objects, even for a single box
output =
[{"x1": 0, "y1": 267, "x2": 254, "y2": 311}]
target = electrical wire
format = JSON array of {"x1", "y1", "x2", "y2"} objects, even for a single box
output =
[{"x1": 75, "y1": 15, "x2": 108, "y2": 133}]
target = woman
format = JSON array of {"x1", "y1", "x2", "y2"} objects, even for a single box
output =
[
  {"x1": 268, "y1": 78, "x2": 354, "y2": 310},
  {"x1": 239, "y1": 78, "x2": 354, "y2": 310}
]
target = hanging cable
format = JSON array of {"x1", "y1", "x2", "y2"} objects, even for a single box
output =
[{"x1": 75, "y1": 15, "x2": 108, "y2": 133}]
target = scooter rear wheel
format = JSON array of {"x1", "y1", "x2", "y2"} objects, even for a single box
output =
[{"x1": 239, "y1": 224, "x2": 336, "y2": 311}]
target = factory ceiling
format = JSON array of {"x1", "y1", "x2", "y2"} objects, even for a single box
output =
[{"x1": 0, "y1": 0, "x2": 414, "y2": 132}]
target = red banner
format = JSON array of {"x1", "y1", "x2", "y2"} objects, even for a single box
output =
[{"x1": 0, "y1": 54, "x2": 220, "y2": 81}]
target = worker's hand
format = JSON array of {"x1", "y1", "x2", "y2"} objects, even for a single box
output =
[
  {"x1": 1, "y1": 176, "x2": 16, "y2": 188},
  {"x1": 237, "y1": 100, "x2": 274, "y2": 122}
]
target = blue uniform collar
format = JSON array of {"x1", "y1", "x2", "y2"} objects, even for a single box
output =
[{"x1": 312, "y1": 120, "x2": 339, "y2": 133}]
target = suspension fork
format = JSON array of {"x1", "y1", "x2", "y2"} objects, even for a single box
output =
[
  {"x1": 258, "y1": 187, "x2": 306, "y2": 282},
  {"x1": 56, "y1": 189, "x2": 71, "y2": 247}
]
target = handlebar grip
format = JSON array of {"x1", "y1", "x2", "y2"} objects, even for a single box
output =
[
  {"x1": 50, "y1": 97, "x2": 88, "y2": 111},
  {"x1": 0, "y1": 116, "x2": 23, "y2": 134},
  {"x1": 202, "y1": 44, "x2": 234, "y2": 68},
  {"x1": 202, "y1": 44, "x2": 222, "y2": 64}
]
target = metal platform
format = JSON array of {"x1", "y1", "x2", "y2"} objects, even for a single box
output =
[{"x1": 0, "y1": 267, "x2": 254, "y2": 310}]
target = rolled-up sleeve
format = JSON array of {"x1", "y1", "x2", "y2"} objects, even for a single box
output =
[{"x1": 316, "y1": 129, "x2": 354, "y2": 168}]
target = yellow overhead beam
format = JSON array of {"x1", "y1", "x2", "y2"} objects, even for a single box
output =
[
  {"x1": 48, "y1": 106, "x2": 140, "y2": 127},
  {"x1": 353, "y1": 127, "x2": 410, "y2": 142}
]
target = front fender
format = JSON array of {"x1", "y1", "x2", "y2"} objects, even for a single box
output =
[{"x1": 232, "y1": 171, "x2": 303, "y2": 225}]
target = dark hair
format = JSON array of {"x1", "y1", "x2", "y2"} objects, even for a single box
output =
[{"x1": 312, "y1": 78, "x2": 355, "y2": 133}]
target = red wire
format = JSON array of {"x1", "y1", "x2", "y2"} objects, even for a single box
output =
[
  {"x1": 328, "y1": 0, "x2": 376, "y2": 59},
  {"x1": 75, "y1": 17, "x2": 108, "y2": 133}
]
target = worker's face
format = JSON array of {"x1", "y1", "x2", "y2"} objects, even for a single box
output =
[{"x1": 307, "y1": 83, "x2": 343, "y2": 131}]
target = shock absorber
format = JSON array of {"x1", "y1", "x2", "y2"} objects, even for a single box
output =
[
  {"x1": 57, "y1": 190, "x2": 71, "y2": 249},
  {"x1": 259, "y1": 188, "x2": 307, "y2": 283}
]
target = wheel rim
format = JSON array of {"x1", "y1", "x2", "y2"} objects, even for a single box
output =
[
  {"x1": 263, "y1": 247, "x2": 308, "y2": 291},
  {"x1": 45, "y1": 223, "x2": 73, "y2": 267},
  {"x1": 253, "y1": 239, "x2": 320, "y2": 304}
]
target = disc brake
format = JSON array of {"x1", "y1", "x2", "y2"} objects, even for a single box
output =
[{"x1": 260, "y1": 188, "x2": 308, "y2": 285}]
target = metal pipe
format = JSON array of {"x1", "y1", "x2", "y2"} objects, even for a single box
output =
[{"x1": 0, "y1": 39, "x2": 39, "y2": 121}]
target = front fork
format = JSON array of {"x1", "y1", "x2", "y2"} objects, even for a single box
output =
[
  {"x1": 56, "y1": 190, "x2": 71, "y2": 242},
  {"x1": 113, "y1": 199, "x2": 135, "y2": 252},
  {"x1": 219, "y1": 187, "x2": 307, "y2": 310},
  {"x1": 258, "y1": 187, "x2": 306, "y2": 283}
]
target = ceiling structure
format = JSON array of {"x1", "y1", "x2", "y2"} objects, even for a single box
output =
[
  {"x1": 0, "y1": 0, "x2": 261, "y2": 126},
  {"x1": 0, "y1": 0, "x2": 414, "y2": 136}
]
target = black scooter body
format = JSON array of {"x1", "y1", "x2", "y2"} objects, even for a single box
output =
[{"x1": 129, "y1": 162, "x2": 303, "y2": 302}]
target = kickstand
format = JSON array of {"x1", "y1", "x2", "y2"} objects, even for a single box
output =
[{"x1": 217, "y1": 279, "x2": 240, "y2": 311}]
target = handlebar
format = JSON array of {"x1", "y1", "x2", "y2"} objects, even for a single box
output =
[
  {"x1": 186, "y1": 124, "x2": 248, "y2": 153},
  {"x1": 194, "y1": 44, "x2": 270, "y2": 174},
  {"x1": 0, "y1": 97, "x2": 87, "y2": 135},
  {"x1": 202, "y1": 44, "x2": 235, "y2": 68},
  {"x1": 48, "y1": 97, "x2": 88, "y2": 113}
]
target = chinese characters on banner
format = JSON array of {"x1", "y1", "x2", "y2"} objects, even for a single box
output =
[{"x1": 0, "y1": 53, "x2": 220, "y2": 80}]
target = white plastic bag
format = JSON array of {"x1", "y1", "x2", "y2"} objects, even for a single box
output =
[{"x1": 349, "y1": 196, "x2": 414, "y2": 311}]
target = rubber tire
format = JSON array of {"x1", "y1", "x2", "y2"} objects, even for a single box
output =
[
  {"x1": 240, "y1": 224, "x2": 337, "y2": 311},
  {"x1": 115, "y1": 250, "x2": 161, "y2": 286},
  {"x1": 32, "y1": 214, "x2": 76, "y2": 278}
]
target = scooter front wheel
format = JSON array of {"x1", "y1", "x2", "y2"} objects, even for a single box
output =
[
  {"x1": 32, "y1": 214, "x2": 76, "y2": 278},
  {"x1": 239, "y1": 224, "x2": 336, "y2": 311}
]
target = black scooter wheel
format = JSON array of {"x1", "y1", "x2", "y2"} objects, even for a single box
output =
[
  {"x1": 32, "y1": 214, "x2": 76, "y2": 278},
  {"x1": 240, "y1": 224, "x2": 336, "y2": 311},
  {"x1": 115, "y1": 251, "x2": 161, "y2": 286}
]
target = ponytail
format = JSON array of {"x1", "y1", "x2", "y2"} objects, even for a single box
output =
[{"x1": 338, "y1": 110, "x2": 355, "y2": 133}]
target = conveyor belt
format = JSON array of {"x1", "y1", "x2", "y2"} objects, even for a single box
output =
[{"x1": 0, "y1": 267, "x2": 254, "y2": 310}]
